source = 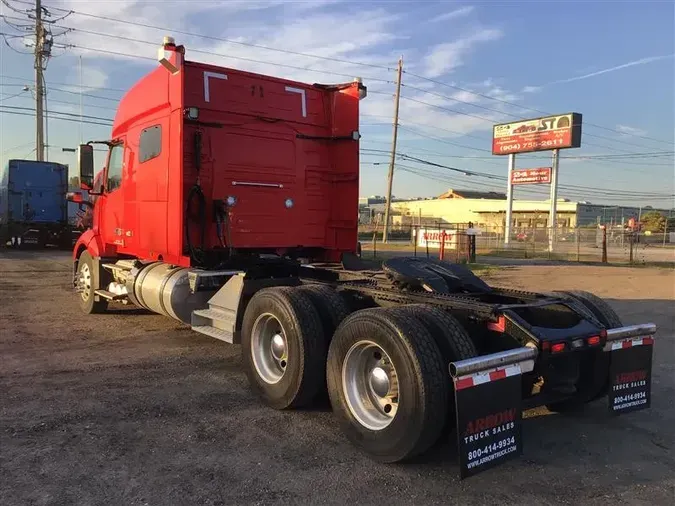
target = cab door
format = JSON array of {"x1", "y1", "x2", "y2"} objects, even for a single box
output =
[{"x1": 98, "y1": 140, "x2": 127, "y2": 250}]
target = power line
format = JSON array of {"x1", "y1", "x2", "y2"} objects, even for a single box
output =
[
  {"x1": 403, "y1": 70, "x2": 675, "y2": 147},
  {"x1": 8, "y1": 3, "x2": 668, "y2": 152},
  {"x1": 363, "y1": 113, "x2": 674, "y2": 166},
  {"x1": 41, "y1": 23, "x2": 395, "y2": 84},
  {"x1": 0, "y1": 90, "x2": 27, "y2": 101},
  {"x1": 0, "y1": 103, "x2": 113, "y2": 122},
  {"x1": 395, "y1": 152, "x2": 674, "y2": 197},
  {"x1": 401, "y1": 82, "x2": 667, "y2": 152},
  {"x1": 8, "y1": 0, "x2": 393, "y2": 71},
  {"x1": 1, "y1": 140, "x2": 33, "y2": 155},
  {"x1": 0, "y1": 107, "x2": 112, "y2": 127},
  {"x1": 397, "y1": 122, "x2": 673, "y2": 174},
  {"x1": 400, "y1": 93, "x2": 651, "y2": 155},
  {"x1": 397, "y1": 165, "x2": 675, "y2": 204},
  {"x1": 0, "y1": 73, "x2": 127, "y2": 93},
  {"x1": 0, "y1": 0, "x2": 28, "y2": 15}
]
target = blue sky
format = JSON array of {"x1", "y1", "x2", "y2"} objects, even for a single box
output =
[{"x1": 1, "y1": 0, "x2": 673, "y2": 207}]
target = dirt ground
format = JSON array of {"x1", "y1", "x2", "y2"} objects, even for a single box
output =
[{"x1": 1, "y1": 251, "x2": 674, "y2": 506}]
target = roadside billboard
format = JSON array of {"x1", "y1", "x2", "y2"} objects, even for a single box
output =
[
  {"x1": 510, "y1": 167, "x2": 552, "y2": 185},
  {"x1": 492, "y1": 113, "x2": 582, "y2": 155}
]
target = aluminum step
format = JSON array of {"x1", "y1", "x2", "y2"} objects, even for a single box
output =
[
  {"x1": 191, "y1": 307, "x2": 236, "y2": 344},
  {"x1": 191, "y1": 325, "x2": 234, "y2": 343},
  {"x1": 94, "y1": 289, "x2": 127, "y2": 301}
]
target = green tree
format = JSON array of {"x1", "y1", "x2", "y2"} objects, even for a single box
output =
[{"x1": 640, "y1": 211, "x2": 666, "y2": 232}]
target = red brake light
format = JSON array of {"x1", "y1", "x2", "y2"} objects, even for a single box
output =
[
  {"x1": 551, "y1": 342, "x2": 566, "y2": 353},
  {"x1": 587, "y1": 336, "x2": 601, "y2": 346}
]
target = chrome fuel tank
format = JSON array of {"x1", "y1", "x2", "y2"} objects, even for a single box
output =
[{"x1": 128, "y1": 262, "x2": 212, "y2": 324}]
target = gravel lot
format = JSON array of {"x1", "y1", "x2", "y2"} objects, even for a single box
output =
[{"x1": 1, "y1": 251, "x2": 674, "y2": 505}]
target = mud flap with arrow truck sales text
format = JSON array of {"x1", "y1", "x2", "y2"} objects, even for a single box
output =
[
  {"x1": 448, "y1": 323, "x2": 656, "y2": 479},
  {"x1": 449, "y1": 347, "x2": 537, "y2": 480},
  {"x1": 605, "y1": 324, "x2": 656, "y2": 415}
]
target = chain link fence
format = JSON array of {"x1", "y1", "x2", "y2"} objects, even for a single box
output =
[{"x1": 359, "y1": 222, "x2": 675, "y2": 265}]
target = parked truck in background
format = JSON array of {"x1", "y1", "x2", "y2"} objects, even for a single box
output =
[
  {"x1": 67, "y1": 37, "x2": 657, "y2": 478},
  {"x1": 0, "y1": 158, "x2": 80, "y2": 248}
]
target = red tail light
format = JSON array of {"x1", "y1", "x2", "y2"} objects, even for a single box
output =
[
  {"x1": 551, "y1": 342, "x2": 566, "y2": 353},
  {"x1": 587, "y1": 336, "x2": 601, "y2": 346}
]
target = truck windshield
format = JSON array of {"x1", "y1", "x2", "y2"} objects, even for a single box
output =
[{"x1": 107, "y1": 144, "x2": 124, "y2": 192}]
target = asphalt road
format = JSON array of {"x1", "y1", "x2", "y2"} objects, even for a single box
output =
[{"x1": 1, "y1": 250, "x2": 674, "y2": 505}]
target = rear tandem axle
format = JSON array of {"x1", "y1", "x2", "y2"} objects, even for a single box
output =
[{"x1": 72, "y1": 254, "x2": 657, "y2": 478}]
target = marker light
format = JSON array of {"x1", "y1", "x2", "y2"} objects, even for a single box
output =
[
  {"x1": 587, "y1": 336, "x2": 601, "y2": 346},
  {"x1": 551, "y1": 342, "x2": 566, "y2": 354},
  {"x1": 186, "y1": 107, "x2": 199, "y2": 120}
]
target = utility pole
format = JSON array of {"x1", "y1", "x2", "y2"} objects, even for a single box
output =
[
  {"x1": 34, "y1": 0, "x2": 45, "y2": 161},
  {"x1": 382, "y1": 57, "x2": 403, "y2": 244}
]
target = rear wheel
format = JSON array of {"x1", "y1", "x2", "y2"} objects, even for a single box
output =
[
  {"x1": 76, "y1": 250, "x2": 108, "y2": 314},
  {"x1": 547, "y1": 290, "x2": 622, "y2": 412},
  {"x1": 393, "y1": 304, "x2": 478, "y2": 430},
  {"x1": 295, "y1": 284, "x2": 350, "y2": 341},
  {"x1": 241, "y1": 287, "x2": 326, "y2": 410},
  {"x1": 326, "y1": 307, "x2": 448, "y2": 462},
  {"x1": 296, "y1": 284, "x2": 350, "y2": 399}
]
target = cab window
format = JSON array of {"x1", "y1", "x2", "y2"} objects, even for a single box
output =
[
  {"x1": 139, "y1": 125, "x2": 161, "y2": 163},
  {"x1": 107, "y1": 144, "x2": 124, "y2": 192}
]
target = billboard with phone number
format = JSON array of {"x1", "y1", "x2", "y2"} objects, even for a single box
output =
[{"x1": 492, "y1": 113, "x2": 582, "y2": 155}]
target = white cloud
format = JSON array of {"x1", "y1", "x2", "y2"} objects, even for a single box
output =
[
  {"x1": 429, "y1": 6, "x2": 475, "y2": 23},
  {"x1": 526, "y1": 54, "x2": 674, "y2": 90},
  {"x1": 616, "y1": 124, "x2": 648, "y2": 137},
  {"x1": 521, "y1": 85, "x2": 541, "y2": 93},
  {"x1": 39, "y1": 2, "x2": 522, "y2": 149},
  {"x1": 422, "y1": 29, "x2": 503, "y2": 78}
]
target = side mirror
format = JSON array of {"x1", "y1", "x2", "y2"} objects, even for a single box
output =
[
  {"x1": 66, "y1": 191, "x2": 84, "y2": 204},
  {"x1": 77, "y1": 144, "x2": 95, "y2": 189}
]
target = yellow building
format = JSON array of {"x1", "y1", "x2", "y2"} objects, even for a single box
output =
[{"x1": 390, "y1": 189, "x2": 579, "y2": 232}]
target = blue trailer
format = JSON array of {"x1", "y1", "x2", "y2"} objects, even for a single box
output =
[{"x1": 0, "y1": 159, "x2": 79, "y2": 248}]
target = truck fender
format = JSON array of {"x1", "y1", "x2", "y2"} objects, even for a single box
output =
[
  {"x1": 72, "y1": 229, "x2": 102, "y2": 262},
  {"x1": 72, "y1": 230, "x2": 118, "y2": 292}
]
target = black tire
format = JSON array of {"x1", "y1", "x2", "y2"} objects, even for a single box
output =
[
  {"x1": 76, "y1": 250, "x2": 108, "y2": 314},
  {"x1": 393, "y1": 304, "x2": 478, "y2": 429},
  {"x1": 557, "y1": 290, "x2": 622, "y2": 328},
  {"x1": 295, "y1": 284, "x2": 351, "y2": 400},
  {"x1": 295, "y1": 284, "x2": 350, "y2": 342},
  {"x1": 547, "y1": 290, "x2": 622, "y2": 412},
  {"x1": 241, "y1": 286, "x2": 326, "y2": 410},
  {"x1": 326, "y1": 307, "x2": 448, "y2": 463}
]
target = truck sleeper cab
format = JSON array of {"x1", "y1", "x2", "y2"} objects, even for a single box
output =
[{"x1": 70, "y1": 38, "x2": 657, "y2": 477}]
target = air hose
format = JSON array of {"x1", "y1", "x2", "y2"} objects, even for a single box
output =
[{"x1": 185, "y1": 184, "x2": 207, "y2": 265}]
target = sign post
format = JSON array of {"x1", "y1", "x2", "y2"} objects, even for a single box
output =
[
  {"x1": 548, "y1": 149, "x2": 560, "y2": 253},
  {"x1": 504, "y1": 154, "x2": 515, "y2": 246}
]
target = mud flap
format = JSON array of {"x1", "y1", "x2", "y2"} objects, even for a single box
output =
[
  {"x1": 449, "y1": 347, "x2": 536, "y2": 479},
  {"x1": 605, "y1": 326, "x2": 656, "y2": 415}
]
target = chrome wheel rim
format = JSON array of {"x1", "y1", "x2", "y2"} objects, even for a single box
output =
[
  {"x1": 342, "y1": 340, "x2": 399, "y2": 431},
  {"x1": 251, "y1": 313, "x2": 288, "y2": 384},
  {"x1": 79, "y1": 263, "x2": 92, "y2": 301}
]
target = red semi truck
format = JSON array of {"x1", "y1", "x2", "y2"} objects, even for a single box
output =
[{"x1": 69, "y1": 37, "x2": 657, "y2": 478}]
